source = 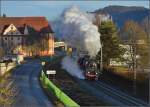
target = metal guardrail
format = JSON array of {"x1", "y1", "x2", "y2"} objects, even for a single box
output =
[{"x1": 40, "y1": 71, "x2": 80, "y2": 107}]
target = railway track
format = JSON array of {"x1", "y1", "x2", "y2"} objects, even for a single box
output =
[
  {"x1": 100, "y1": 72, "x2": 149, "y2": 102},
  {"x1": 44, "y1": 55, "x2": 148, "y2": 106},
  {"x1": 88, "y1": 80, "x2": 148, "y2": 106},
  {"x1": 45, "y1": 57, "x2": 110, "y2": 106}
]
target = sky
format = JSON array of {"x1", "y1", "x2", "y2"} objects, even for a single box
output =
[{"x1": 1, "y1": 0, "x2": 149, "y2": 21}]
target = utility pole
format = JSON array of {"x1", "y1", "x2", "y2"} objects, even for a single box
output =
[
  {"x1": 133, "y1": 42, "x2": 137, "y2": 95},
  {"x1": 129, "y1": 29, "x2": 137, "y2": 95},
  {"x1": 100, "y1": 43, "x2": 103, "y2": 72}
]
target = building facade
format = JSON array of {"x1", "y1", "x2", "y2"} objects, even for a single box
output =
[
  {"x1": 88, "y1": 12, "x2": 112, "y2": 26},
  {"x1": 0, "y1": 17, "x2": 54, "y2": 56}
]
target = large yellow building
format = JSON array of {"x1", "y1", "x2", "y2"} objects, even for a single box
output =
[{"x1": 0, "y1": 17, "x2": 54, "y2": 56}]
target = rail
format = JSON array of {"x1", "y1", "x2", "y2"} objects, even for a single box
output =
[{"x1": 94, "y1": 81, "x2": 148, "y2": 106}]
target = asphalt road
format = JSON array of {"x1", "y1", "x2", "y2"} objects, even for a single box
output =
[{"x1": 12, "y1": 60, "x2": 54, "y2": 107}]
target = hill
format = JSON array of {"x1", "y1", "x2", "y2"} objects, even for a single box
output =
[{"x1": 93, "y1": 5, "x2": 150, "y2": 28}]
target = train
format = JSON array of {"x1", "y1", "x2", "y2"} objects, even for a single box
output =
[
  {"x1": 67, "y1": 47, "x2": 101, "y2": 80},
  {"x1": 77, "y1": 55, "x2": 101, "y2": 80}
]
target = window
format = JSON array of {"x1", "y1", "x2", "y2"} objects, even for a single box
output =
[{"x1": 11, "y1": 37, "x2": 13, "y2": 40}]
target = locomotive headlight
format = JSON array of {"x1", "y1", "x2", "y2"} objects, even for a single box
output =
[
  {"x1": 88, "y1": 72, "x2": 90, "y2": 74},
  {"x1": 96, "y1": 72, "x2": 98, "y2": 74}
]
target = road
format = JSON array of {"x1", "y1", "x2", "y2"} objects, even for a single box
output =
[{"x1": 12, "y1": 60, "x2": 54, "y2": 107}]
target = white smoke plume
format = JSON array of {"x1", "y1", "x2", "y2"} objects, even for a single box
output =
[
  {"x1": 61, "y1": 56, "x2": 85, "y2": 79},
  {"x1": 55, "y1": 6, "x2": 101, "y2": 57},
  {"x1": 54, "y1": 6, "x2": 101, "y2": 79}
]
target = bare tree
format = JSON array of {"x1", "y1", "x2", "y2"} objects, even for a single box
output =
[{"x1": 0, "y1": 76, "x2": 18, "y2": 106}]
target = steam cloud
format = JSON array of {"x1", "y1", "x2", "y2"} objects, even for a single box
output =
[
  {"x1": 61, "y1": 56, "x2": 85, "y2": 79},
  {"x1": 55, "y1": 6, "x2": 101, "y2": 57},
  {"x1": 54, "y1": 6, "x2": 101, "y2": 79}
]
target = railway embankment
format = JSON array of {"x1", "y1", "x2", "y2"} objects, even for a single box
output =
[
  {"x1": 41, "y1": 56, "x2": 111, "y2": 106},
  {"x1": 40, "y1": 71, "x2": 79, "y2": 107},
  {"x1": 101, "y1": 67, "x2": 149, "y2": 102},
  {"x1": 41, "y1": 56, "x2": 148, "y2": 106}
]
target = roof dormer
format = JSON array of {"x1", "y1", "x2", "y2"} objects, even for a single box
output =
[
  {"x1": 3, "y1": 24, "x2": 22, "y2": 35},
  {"x1": 24, "y1": 25, "x2": 29, "y2": 35}
]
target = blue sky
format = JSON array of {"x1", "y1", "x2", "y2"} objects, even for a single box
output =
[{"x1": 1, "y1": 0, "x2": 149, "y2": 21}]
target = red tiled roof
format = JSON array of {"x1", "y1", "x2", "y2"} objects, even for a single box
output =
[{"x1": 0, "y1": 17, "x2": 53, "y2": 34}]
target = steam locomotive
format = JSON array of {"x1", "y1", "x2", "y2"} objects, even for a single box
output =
[
  {"x1": 77, "y1": 55, "x2": 100, "y2": 80},
  {"x1": 67, "y1": 47, "x2": 101, "y2": 80}
]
